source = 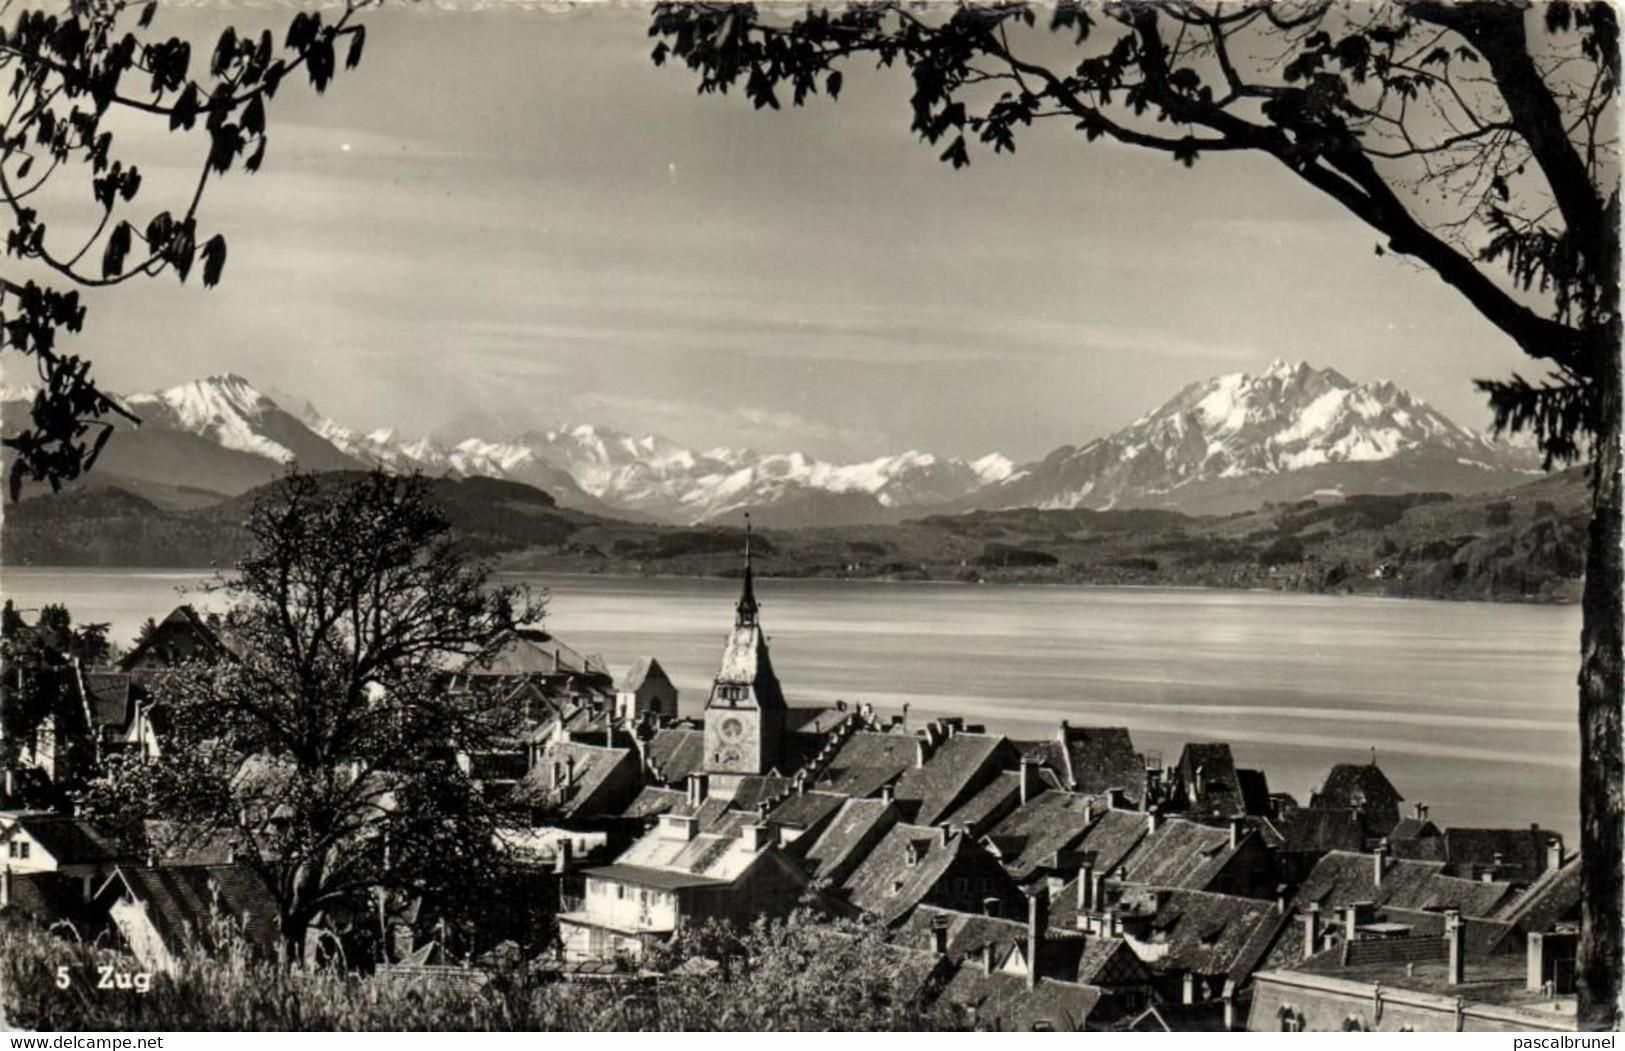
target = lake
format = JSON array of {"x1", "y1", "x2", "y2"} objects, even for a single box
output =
[{"x1": 1, "y1": 566, "x2": 1582, "y2": 839}]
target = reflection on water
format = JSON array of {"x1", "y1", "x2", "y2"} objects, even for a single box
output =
[{"x1": 2, "y1": 567, "x2": 1581, "y2": 837}]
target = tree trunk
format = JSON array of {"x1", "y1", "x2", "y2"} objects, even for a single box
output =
[{"x1": 1578, "y1": 347, "x2": 1623, "y2": 1032}]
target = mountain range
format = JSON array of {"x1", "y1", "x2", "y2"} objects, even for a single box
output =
[{"x1": 1, "y1": 360, "x2": 1541, "y2": 525}]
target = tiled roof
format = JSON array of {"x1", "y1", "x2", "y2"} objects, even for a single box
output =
[
  {"x1": 1389, "y1": 817, "x2": 1442, "y2": 844},
  {"x1": 467, "y1": 629, "x2": 605, "y2": 679},
  {"x1": 619, "y1": 786, "x2": 686, "y2": 820},
  {"x1": 617, "y1": 656, "x2": 670, "y2": 694},
  {"x1": 1119, "y1": 888, "x2": 1287, "y2": 979},
  {"x1": 2, "y1": 871, "x2": 88, "y2": 927},
  {"x1": 894, "y1": 733, "x2": 1012, "y2": 825},
  {"x1": 614, "y1": 820, "x2": 781, "y2": 885},
  {"x1": 11, "y1": 815, "x2": 122, "y2": 865},
  {"x1": 767, "y1": 790, "x2": 847, "y2": 832},
  {"x1": 644, "y1": 729, "x2": 706, "y2": 787},
  {"x1": 77, "y1": 671, "x2": 138, "y2": 730},
  {"x1": 941, "y1": 773, "x2": 1022, "y2": 837},
  {"x1": 1174, "y1": 743, "x2": 1246, "y2": 818},
  {"x1": 580, "y1": 863, "x2": 728, "y2": 891},
  {"x1": 728, "y1": 774, "x2": 792, "y2": 811},
  {"x1": 839, "y1": 823, "x2": 973, "y2": 924},
  {"x1": 521, "y1": 741, "x2": 636, "y2": 819},
  {"x1": 118, "y1": 606, "x2": 232, "y2": 670},
  {"x1": 983, "y1": 791, "x2": 1099, "y2": 880},
  {"x1": 1276, "y1": 807, "x2": 1365, "y2": 854},
  {"x1": 1494, "y1": 854, "x2": 1581, "y2": 932},
  {"x1": 1056, "y1": 726, "x2": 1144, "y2": 805},
  {"x1": 1292, "y1": 850, "x2": 1515, "y2": 917},
  {"x1": 1120, "y1": 818, "x2": 1245, "y2": 893},
  {"x1": 1314, "y1": 762, "x2": 1405, "y2": 809},
  {"x1": 797, "y1": 797, "x2": 898, "y2": 882},
  {"x1": 817, "y1": 732, "x2": 916, "y2": 797},
  {"x1": 107, "y1": 863, "x2": 281, "y2": 958},
  {"x1": 932, "y1": 962, "x2": 1105, "y2": 1032}
]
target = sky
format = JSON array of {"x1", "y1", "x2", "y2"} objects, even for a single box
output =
[{"x1": 27, "y1": 3, "x2": 1545, "y2": 463}]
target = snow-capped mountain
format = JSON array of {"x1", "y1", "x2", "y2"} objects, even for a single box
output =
[
  {"x1": 308, "y1": 410, "x2": 1008, "y2": 526},
  {"x1": 970, "y1": 359, "x2": 1541, "y2": 515},
  {"x1": 11, "y1": 363, "x2": 1544, "y2": 524}
]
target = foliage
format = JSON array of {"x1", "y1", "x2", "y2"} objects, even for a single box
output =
[
  {"x1": 0, "y1": 601, "x2": 109, "y2": 773},
  {"x1": 75, "y1": 470, "x2": 547, "y2": 958},
  {"x1": 0, "y1": 1, "x2": 371, "y2": 498},
  {"x1": 0, "y1": 908, "x2": 964, "y2": 1031}
]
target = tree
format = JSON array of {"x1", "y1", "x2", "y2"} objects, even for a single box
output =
[
  {"x1": 1, "y1": 0, "x2": 372, "y2": 498},
  {"x1": 79, "y1": 470, "x2": 546, "y2": 959},
  {"x1": 648, "y1": 1, "x2": 1621, "y2": 1027},
  {"x1": 0, "y1": 601, "x2": 113, "y2": 779}
]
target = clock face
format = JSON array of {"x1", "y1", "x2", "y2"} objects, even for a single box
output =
[{"x1": 720, "y1": 717, "x2": 745, "y2": 741}]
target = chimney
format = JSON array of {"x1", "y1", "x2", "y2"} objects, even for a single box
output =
[
  {"x1": 1547, "y1": 837, "x2": 1565, "y2": 871},
  {"x1": 1413, "y1": 801, "x2": 1429, "y2": 822},
  {"x1": 1026, "y1": 890, "x2": 1048, "y2": 990},
  {"x1": 915, "y1": 738, "x2": 929, "y2": 769},
  {"x1": 1221, "y1": 981, "x2": 1237, "y2": 1031},
  {"x1": 1109, "y1": 912, "x2": 1123, "y2": 937},
  {"x1": 551, "y1": 760, "x2": 564, "y2": 787},
  {"x1": 1229, "y1": 819, "x2": 1242, "y2": 849},
  {"x1": 930, "y1": 913, "x2": 950, "y2": 956},
  {"x1": 687, "y1": 773, "x2": 709, "y2": 807},
  {"x1": 1374, "y1": 841, "x2": 1389, "y2": 887},
  {"x1": 1304, "y1": 903, "x2": 1322, "y2": 957},
  {"x1": 1019, "y1": 756, "x2": 1041, "y2": 806},
  {"x1": 660, "y1": 813, "x2": 699, "y2": 842},
  {"x1": 1083, "y1": 798, "x2": 1095, "y2": 825},
  {"x1": 982, "y1": 942, "x2": 995, "y2": 975},
  {"x1": 1146, "y1": 806, "x2": 1160, "y2": 835},
  {"x1": 880, "y1": 782, "x2": 895, "y2": 805},
  {"x1": 1445, "y1": 909, "x2": 1465, "y2": 985},
  {"x1": 982, "y1": 896, "x2": 1001, "y2": 918},
  {"x1": 1092, "y1": 868, "x2": 1107, "y2": 915},
  {"x1": 1078, "y1": 861, "x2": 1095, "y2": 914},
  {"x1": 743, "y1": 823, "x2": 773, "y2": 852},
  {"x1": 1182, "y1": 972, "x2": 1196, "y2": 1005},
  {"x1": 544, "y1": 837, "x2": 568, "y2": 879}
]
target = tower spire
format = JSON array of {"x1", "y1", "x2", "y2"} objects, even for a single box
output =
[{"x1": 736, "y1": 513, "x2": 758, "y2": 627}]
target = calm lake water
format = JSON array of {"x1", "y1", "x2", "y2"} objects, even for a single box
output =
[{"x1": 1, "y1": 566, "x2": 1582, "y2": 839}]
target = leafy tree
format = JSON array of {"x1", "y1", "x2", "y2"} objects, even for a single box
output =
[
  {"x1": 648, "y1": 0, "x2": 1621, "y2": 1027},
  {"x1": 0, "y1": 601, "x2": 110, "y2": 783},
  {"x1": 78, "y1": 470, "x2": 546, "y2": 959},
  {"x1": 1, "y1": 0, "x2": 371, "y2": 498}
]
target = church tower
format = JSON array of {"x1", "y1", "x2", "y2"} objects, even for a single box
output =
[{"x1": 703, "y1": 517, "x2": 787, "y2": 790}]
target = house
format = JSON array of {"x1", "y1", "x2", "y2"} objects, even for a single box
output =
[
  {"x1": 1292, "y1": 849, "x2": 1517, "y2": 920},
  {"x1": 980, "y1": 783, "x2": 1101, "y2": 884},
  {"x1": 118, "y1": 606, "x2": 234, "y2": 672},
  {"x1": 1049, "y1": 722, "x2": 1146, "y2": 806},
  {"x1": 74, "y1": 669, "x2": 162, "y2": 761},
  {"x1": 814, "y1": 731, "x2": 918, "y2": 798},
  {"x1": 1385, "y1": 802, "x2": 1443, "y2": 860},
  {"x1": 519, "y1": 740, "x2": 642, "y2": 820},
  {"x1": 1307, "y1": 761, "x2": 1405, "y2": 843},
  {"x1": 836, "y1": 821, "x2": 1025, "y2": 925},
  {"x1": 1111, "y1": 887, "x2": 1294, "y2": 1012},
  {"x1": 1118, "y1": 816, "x2": 1277, "y2": 900},
  {"x1": 1249, "y1": 911, "x2": 1578, "y2": 1032},
  {"x1": 1166, "y1": 743, "x2": 1266, "y2": 819},
  {"x1": 928, "y1": 957, "x2": 1115, "y2": 1032},
  {"x1": 614, "y1": 657, "x2": 678, "y2": 725},
  {"x1": 0, "y1": 867, "x2": 94, "y2": 931},
  {"x1": 1493, "y1": 855, "x2": 1581, "y2": 936},
  {"x1": 1432, "y1": 826, "x2": 1565, "y2": 885},
  {"x1": 94, "y1": 863, "x2": 282, "y2": 971},
  {"x1": 1, "y1": 814, "x2": 123, "y2": 902},
  {"x1": 897, "y1": 904, "x2": 1151, "y2": 993},
  {"x1": 765, "y1": 789, "x2": 849, "y2": 845},
  {"x1": 790, "y1": 796, "x2": 900, "y2": 885},
  {"x1": 942, "y1": 772, "x2": 1026, "y2": 840},
  {"x1": 892, "y1": 730, "x2": 1016, "y2": 826},
  {"x1": 1271, "y1": 806, "x2": 1366, "y2": 882},
  {"x1": 557, "y1": 812, "x2": 813, "y2": 961},
  {"x1": 642, "y1": 727, "x2": 707, "y2": 788}
]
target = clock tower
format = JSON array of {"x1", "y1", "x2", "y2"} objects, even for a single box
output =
[{"x1": 704, "y1": 518, "x2": 787, "y2": 790}]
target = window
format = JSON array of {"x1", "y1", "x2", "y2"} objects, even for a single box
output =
[
  {"x1": 616, "y1": 885, "x2": 626, "y2": 900},
  {"x1": 8, "y1": 841, "x2": 28, "y2": 860}
]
